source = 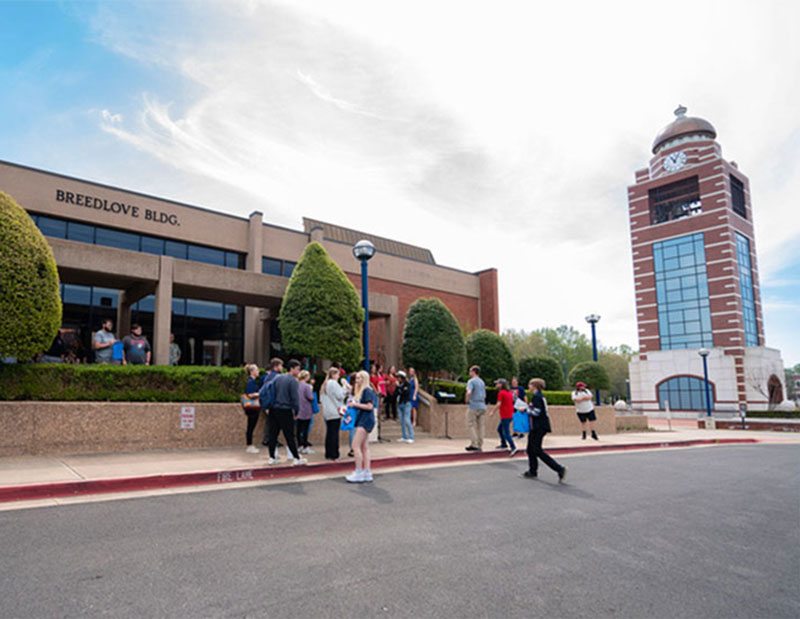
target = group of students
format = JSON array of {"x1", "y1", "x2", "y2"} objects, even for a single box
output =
[
  {"x1": 242, "y1": 359, "x2": 420, "y2": 484},
  {"x1": 368, "y1": 364, "x2": 420, "y2": 444}
]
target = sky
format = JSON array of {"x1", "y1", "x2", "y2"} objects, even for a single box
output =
[{"x1": 1, "y1": 0, "x2": 798, "y2": 365}]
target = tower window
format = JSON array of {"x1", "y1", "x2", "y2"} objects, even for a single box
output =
[
  {"x1": 730, "y1": 175, "x2": 746, "y2": 218},
  {"x1": 649, "y1": 176, "x2": 701, "y2": 225}
]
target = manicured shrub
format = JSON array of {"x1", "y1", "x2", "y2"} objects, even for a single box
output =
[
  {"x1": 567, "y1": 361, "x2": 610, "y2": 391},
  {"x1": 0, "y1": 364, "x2": 245, "y2": 402},
  {"x1": 402, "y1": 298, "x2": 466, "y2": 379},
  {"x1": 518, "y1": 355, "x2": 564, "y2": 390},
  {"x1": 0, "y1": 192, "x2": 62, "y2": 361},
  {"x1": 465, "y1": 329, "x2": 517, "y2": 384},
  {"x1": 278, "y1": 242, "x2": 364, "y2": 369}
]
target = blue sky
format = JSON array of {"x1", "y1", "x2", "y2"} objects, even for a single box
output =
[{"x1": 1, "y1": 0, "x2": 798, "y2": 366}]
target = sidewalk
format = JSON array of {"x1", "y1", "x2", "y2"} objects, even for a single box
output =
[{"x1": 1, "y1": 420, "x2": 797, "y2": 507}]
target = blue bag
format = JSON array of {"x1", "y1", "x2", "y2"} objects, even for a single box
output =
[
  {"x1": 513, "y1": 410, "x2": 530, "y2": 434},
  {"x1": 312, "y1": 392, "x2": 320, "y2": 414},
  {"x1": 258, "y1": 375, "x2": 276, "y2": 409},
  {"x1": 340, "y1": 406, "x2": 357, "y2": 431},
  {"x1": 111, "y1": 341, "x2": 124, "y2": 361}
]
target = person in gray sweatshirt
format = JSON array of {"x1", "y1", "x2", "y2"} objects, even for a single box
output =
[{"x1": 268, "y1": 359, "x2": 307, "y2": 466}]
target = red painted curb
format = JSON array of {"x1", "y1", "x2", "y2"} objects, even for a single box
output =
[{"x1": 0, "y1": 438, "x2": 760, "y2": 504}]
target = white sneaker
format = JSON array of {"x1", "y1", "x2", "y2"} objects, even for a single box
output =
[
  {"x1": 245, "y1": 446, "x2": 260, "y2": 454},
  {"x1": 396, "y1": 438, "x2": 407, "y2": 443},
  {"x1": 346, "y1": 470, "x2": 365, "y2": 483},
  {"x1": 305, "y1": 448, "x2": 314, "y2": 454},
  {"x1": 363, "y1": 469, "x2": 374, "y2": 482},
  {"x1": 292, "y1": 457, "x2": 308, "y2": 466},
  {"x1": 268, "y1": 457, "x2": 278, "y2": 465},
  {"x1": 406, "y1": 439, "x2": 414, "y2": 444}
]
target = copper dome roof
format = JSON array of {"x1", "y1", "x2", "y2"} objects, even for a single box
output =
[{"x1": 652, "y1": 106, "x2": 716, "y2": 153}]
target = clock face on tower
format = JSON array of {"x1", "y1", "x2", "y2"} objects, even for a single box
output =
[{"x1": 663, "y1": 150, "x2": 687, "y2": 172}]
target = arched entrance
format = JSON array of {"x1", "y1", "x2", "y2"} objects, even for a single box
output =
[{"x1": 768, "y1": 374, "x2": 783, "y2": 407}]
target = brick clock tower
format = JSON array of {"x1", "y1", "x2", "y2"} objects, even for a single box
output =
[{"x1": 627, "y1": 106, "x2": 785, "y2": 414}]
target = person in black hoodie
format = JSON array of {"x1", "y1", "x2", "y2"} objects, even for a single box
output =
[
  {"x1": 267, "y1": 359, "x2": 307, "y2": 466},
  {"x1": 523, "y1": 378, "x2": 567, "y2": 482}
]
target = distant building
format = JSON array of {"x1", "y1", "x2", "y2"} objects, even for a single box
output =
[
  {"x1": 626, "y1": 107, "x2": 785, "y2": 413},
  {"x1": 0, "y1": 160, "x2": 499, "y2": 368}
]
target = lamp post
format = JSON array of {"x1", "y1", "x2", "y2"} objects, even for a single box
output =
[
  {"x1": 353, "y1": 239, "x2": 376, "y2": 371},
  {"x1": 698, "y1": 348, "x2": 712, "y2": 417},
  {"x1": 585, "y1": 314, "x2": 601, "y2": 405}
]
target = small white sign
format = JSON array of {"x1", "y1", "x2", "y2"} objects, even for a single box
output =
[{"x1": 180, "y1": 406, "x2": 195, "y2": 430}]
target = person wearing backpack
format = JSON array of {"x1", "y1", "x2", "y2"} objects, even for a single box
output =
[
  {"x1": 267, "y1": 359, "x2": 307, "y2": 466},
  {"x1": 260, "y1": 358, "x2": 284, "y2": 450},
  {"x1": 523, "y1": 378, "x2": 567, "y2": 482}
]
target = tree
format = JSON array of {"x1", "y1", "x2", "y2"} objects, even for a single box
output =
[
  {"x1": 518, "y1": 355, "x2": 563, "y2": 390},
  {"x1": 598, "y1": 348, "x2": 632, "y2": 400},
  {"x1": 535, "y1": 325, "x2": 593, "y2": 377},
  {"x1": 278, "y1": 242, "x2": 364, "y2": 369},
  {"x1": 567, "y1": 361, "x2": 610, "y2": 391},
  {"x1": 502, "y1": 328, "x2": 548, "y2": 361},
  {"x1": 0, "y1": 191, "x2": 61, "y2": 360},
  {"x1": 465, "y1": 329, "x2": 517, "y2": 384},
  {"x1": 402, "y1": 298, "x2": 466, "y2": 381}
]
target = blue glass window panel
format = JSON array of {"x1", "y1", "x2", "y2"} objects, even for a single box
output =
[
  {"x1": 37, "y1": 216, "x2": 67, "y2": 238},
  {"x1": 667, "y1": 290, "x2": 682, "y2": 303},
  {"x1": 224, "y1": 304, "x2": 242, "y2": 321},
  {"x1": 283, "y1": 261, "x2": 296, "y2": 277},
  {"x1": 671, "y1": 323, "x2": 685, "y2": 335},
  {"x1": 666, "y1": 278, "x2": 680, "y2": 290},
  {"x1": 172, "y1": 298, "x2": 186, "y2": 316},
  {"x1": 680, "y1": 255, "x2": 694, "y2": 268},
  {"x1": 135, "y1": 295, "x2": 155, "y2": 313},
  {"x1": 735, "y1": 232, "x2": 758, "y2": 347},
  {"x1": 664, "y1": 257, "x2": 679, "y2": 270},
  {"x1": 225, "y1": 252, "x2": 240, "y2": 268},
  {"x1": 165, "y1": 241, "x2": 188, "y2": 260},
  {"x1": 67, "y1": 221, "x2": 94, "y2": 243},
  {"x1": 62, "y1": 284, "x2": 91, "y2": 305},
  {"x1": 681, "y1": 275, "x2": 697, "y2": 288},
  {"x1": 92, "y1": 287, "x2": 118, "y2": 308},
  {"x1": 141, "y1": 236, "x2": 165, "y2": 255},
  {"x1": 187, "y1": 299, "x2": 223, "y2": 320},
  {"x1": 263, "y1": 258, "x2": 282, "y2": 276},
  {"x1": 685, "y1": 308, "x2": 699, "y2": 321},
  {"x1": 658, "y1": 376, "x2": 712, "y2": 411},
  {"x1": 664, "y1": 246, "x2": 678, "y2": 258},
  {"x1": 96, "y1": 228, "x2": 140, "y2": 251},
  {"x1": 679, "y1": 242, "x2": 693, "y2": 255},
  {"x1": 188, "y1": 245, "x2": 226, "y2": 266},
  {"x1": 682, "y1": 287, "x2": 698, "y2": 301}
]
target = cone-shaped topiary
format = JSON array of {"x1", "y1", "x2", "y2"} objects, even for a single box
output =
[
  {"x1": 0, "y1": 191, "x2": 62, "y2": 361},
  {"x1": 278, "y1": 242, "x2": 364, "y2": 369},
  {"x1": 402, "y1": 297, "x2": 466, "y2": 379},
  {"x1": 519, "y1": 355, "x2": 564, "y2": 390},
  {"x1": 567, "y1": 361, "x2": 610, "y2": 391},
  {"x1": 465, "y1": 329, "x2": 517, "y2": 384}
]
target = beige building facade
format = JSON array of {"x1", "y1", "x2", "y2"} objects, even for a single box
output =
[{"x1": 0, "y1": 160, "x2": 499, "y2": 368}]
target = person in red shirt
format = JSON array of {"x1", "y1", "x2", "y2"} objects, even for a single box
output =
[
  {"x1": 383, "y1": 365, "x2": 398, "y2": 420},
  {"x1": 490, "y1": 378, "x2": 518, "y2": 456}
]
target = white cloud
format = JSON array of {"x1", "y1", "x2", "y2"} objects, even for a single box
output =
[
  {"x1": 84, "y1": 0, "x2": 800, "y2": 359},
  {"x1": 100, "y1": 109, "x2": 122, "y2": 123}
]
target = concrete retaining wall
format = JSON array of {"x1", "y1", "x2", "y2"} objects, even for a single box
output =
[{"x1": 0, "y1": 402, "x2": 336, "y2": 457}]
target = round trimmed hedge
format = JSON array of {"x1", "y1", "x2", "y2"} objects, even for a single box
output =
[
  {"x1": 518, "y1": 355, "x2": 564, "y2": 390},
  {"x1": 402, "y1": 298, "x2": 466, "y2": 377},
  {"x1": 0, "y1": 192, "x2": 62, "y2": 360},
  {"x1": 465, "y1": 329, "x2": 517, "y2": 384},
  {"x1": 567, "y1": 361, "x2": 610, "y2": 391}
]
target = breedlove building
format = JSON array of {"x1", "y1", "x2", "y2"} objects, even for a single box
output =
[
  {"x1": 0, "y1": 160, "x2": 499, "y2": 368},
  {"x1": 626, "y1": 107, "x2": 786, "y2": 414}
]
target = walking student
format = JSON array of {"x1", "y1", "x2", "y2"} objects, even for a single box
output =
[
  {"x1": 320, "y1": 366, "x2": 346, "y2": 460},
  {"x1": 395, "y1": 371, "x2": 414, "y2": 443},
  {"x1": 296, "y1": 370, "x2": 315, "y2": 454},
  {"x1": 491, "y1": 378, "x2": 518, "y2": 456},
  {"x1": 572, "y1": 381, "x2": 599, "y2": 440},
  {"x1": 346, "y1": 370, "x2": 378, "y2": 483},
  {"x1": 464, "y1": 365, "x2": 487, "y2": 452},
  {"x1": 261, "y1": 358, "x2": 284, "y2": 448},
  {"x1": 243, "y1": 364, "x2": 262, "y2": 453},
  {"x1": 523, "y1": 378, "x2": 567, "y2": 482},
  {"x1": 267, "y1": 359, "x2": 307, "y2": 466}
]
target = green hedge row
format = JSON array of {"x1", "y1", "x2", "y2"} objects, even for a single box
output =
[
  {"x1": 430, "y1": 379, "x2": 574, "y2": 406},
  {"x1": 0, "y1": 364, "x2": 247, "y2": 402}
]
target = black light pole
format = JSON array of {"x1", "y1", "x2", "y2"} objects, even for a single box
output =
[
  {"x1": 698, "y1": 348, "x2": 712, "y2": 417},
  {"x1": 352, "y1": 239, "x2": 376, "y2": 371},
  {"x1": 585, "y1": 314, "x2": 601, "y2": 405}
]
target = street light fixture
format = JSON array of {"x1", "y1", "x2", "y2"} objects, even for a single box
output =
[
  {"x1": 698, "y1": 348, "x2": 713, "y2": 417},
  {"x1": 585, "y1": 314, "x2": 601, "y2": 405},
  {"x1": 353, "y1": 239, "x2": 376, "y2": 371}
]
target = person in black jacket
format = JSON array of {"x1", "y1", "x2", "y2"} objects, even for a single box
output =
[
  {"x1": 267, "y1": 359, "x2": 307, "y2": 466},
  {"x1": 523, "y1": 378, "x2": 567, "y2": 482}
]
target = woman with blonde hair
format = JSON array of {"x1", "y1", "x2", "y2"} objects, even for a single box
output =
[
  {"x1": 320, "y1": 366, "x2": 346, "y2": 460},
  {"x1": 242, "y1": 364, "x2": 262, "y2": 454},
  {"x1": 346, "y1": 370, "x2": 378, "y2": 483},
  {"x1": 295, "y1": 370, "x2": 315, "y2": 454}
]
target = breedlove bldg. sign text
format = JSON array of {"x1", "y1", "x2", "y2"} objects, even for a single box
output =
[{"x1": 55, "y1": 189, "x2": 180, "y2": 226}]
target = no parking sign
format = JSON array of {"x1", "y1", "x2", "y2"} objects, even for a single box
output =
[{"x1": 180, "y1": 406, "x2": 195, "y2": 430}]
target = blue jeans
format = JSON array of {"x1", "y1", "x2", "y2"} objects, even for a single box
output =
[
  {"x1": 497, "y1": 418, "x2": 515, "y2": 450},
  {"x1": 398, "y1": 402, "x2": 414, "y2": 440}
]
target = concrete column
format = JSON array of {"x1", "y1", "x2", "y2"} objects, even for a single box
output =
[
  {"x1": 244, "y1": 211, "x2": 264, "y2": 364},
  {"x1": 153, "y1": 256, "x2": 174, "y2": 365},
  {"x1": 384, "y1": 297, "x2": 400, "y2": 369},
  {"x1": 116, "y1": 293, "x2": 132, "y2": 339},
  {"x1": 309, "y1": 225, "x2": 324, "y2": 244}
]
